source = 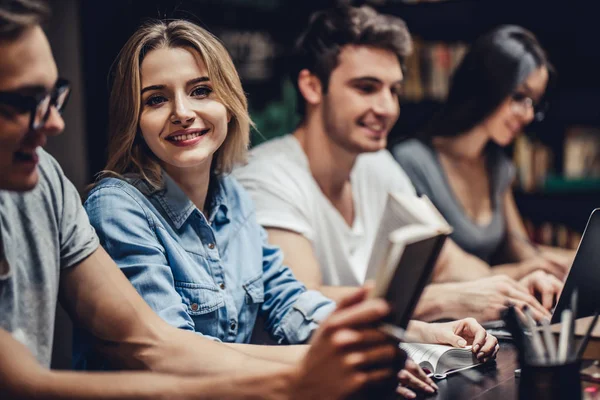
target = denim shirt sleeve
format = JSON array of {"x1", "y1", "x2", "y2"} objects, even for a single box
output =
[
  {"x1": 84, "y1": 183, "x2": 221, "y2": 342},
  {"x1": 258, "y1": 226, "x2": 336, "y2": 344}
]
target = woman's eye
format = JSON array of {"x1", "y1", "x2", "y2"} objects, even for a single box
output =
[
  {"x1": 145, "y1": 95, "x2": 166, "y2": 106},
  {"x1": 191, "y1": 86, "x2": 213, "y2": 98}
]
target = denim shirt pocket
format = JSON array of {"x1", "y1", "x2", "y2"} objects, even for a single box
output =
[
  {"x1": 242, "y1": 274, "x2": 264, "y2": 305},
  {"x1": 239, "y1": 274, "x2": 264, "y2": 332},
  {"x1": 175, "y1": 281, "x2": 225, "y2": 337}
]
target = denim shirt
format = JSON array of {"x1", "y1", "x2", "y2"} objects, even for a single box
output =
[{"x1": 73, "y1": 173, "x2": 335, "y2": 369}]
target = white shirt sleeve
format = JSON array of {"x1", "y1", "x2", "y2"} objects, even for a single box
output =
[{"x1": 233, "y1": 158, "x2": 316, "y2": 242}]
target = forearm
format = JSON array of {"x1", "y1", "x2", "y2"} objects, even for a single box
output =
[
  {"x1": 6, "y1": 367, "x2": 294, "y2": 400},
  {"x1": 1, "y1": 329, "x2": 294, "y2": 400},
  {"x1": 489, "y1": 262, "x2": 530, "y2": 279},
  {"x1": 227, "y1": 343, "x2": 309, "y2": 365},
  {"x1": 411, "y1": 283, "x2": 456, "y2": 322},
  {"x1": 431, "y1": 241, "x2": 491, "y2": 283},
  {"x1": 126, "y1": 325, "x2": 290, "y2": 376}
]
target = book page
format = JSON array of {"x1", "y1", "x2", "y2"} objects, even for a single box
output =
[
  {"x1": 400, "y1": 343, "x2": 476, "y2": 375},
  {"x1": 365, "y1": 194, "x2": 450, "y2": 281}
]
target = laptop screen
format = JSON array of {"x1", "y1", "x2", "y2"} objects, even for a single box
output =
[{"x1": 551, "y1": 208, "x2": 600, "y2": 324}]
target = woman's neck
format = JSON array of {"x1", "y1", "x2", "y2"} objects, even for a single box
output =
[
  {"x1": 163, "y1": 160, "x2": 212, "y2": 214},
  {"x1": 432, "y1": 125, "x2": 490, "y2": 163}
]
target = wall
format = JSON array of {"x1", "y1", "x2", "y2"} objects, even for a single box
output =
[{"x1": 44, "y1": 0, "x2": 88, "y2": 369}]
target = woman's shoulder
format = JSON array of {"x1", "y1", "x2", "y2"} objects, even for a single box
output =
[
  {"x1": 392, "y1": 138, "x2": 435, "y2": 166},
  {"x1": 392, "y1": 138, "x2": 439, "y2": 176},
  {"x1": 85, "y1": 176, "x2": 153, "y2": 212}
]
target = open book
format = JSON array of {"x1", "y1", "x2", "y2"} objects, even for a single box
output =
[
  {"x1": 400, "y1": 343, "x2": 481, "y2": 378},
  {"x1": 365, "y1": 193, "x2": 452, "y2": 331}
]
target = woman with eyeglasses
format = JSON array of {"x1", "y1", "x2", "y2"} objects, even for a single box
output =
[{"x1": 392, "y1": 25, "x2": 572, "y2": 291}]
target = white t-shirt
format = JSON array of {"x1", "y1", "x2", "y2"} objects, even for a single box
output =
[{"x1": 233, "y1": 135, "x2": 416, "y2": 286}]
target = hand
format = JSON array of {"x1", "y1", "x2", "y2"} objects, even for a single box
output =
[
  {"x1": 414, "y1": 319, "x2": 499, "y2": 363},
  {"x1": 396, "y1": 358, "x2": 438, "y2": 399},
  {"x1": 539, "y1": 250, "x2": 572, "y2": 274},
  {"x1": 449, "y1": 276, "x2": 551, "y2": 322},
  {"x1": 291, "y1": 287, "x2": 405, "y2": 400},
  {"x1": 519, "y1": 270, "x2": 563, "y2": 310},
  {"x1": 519, "y1": 255, "x2": 568, "y2": 280}
]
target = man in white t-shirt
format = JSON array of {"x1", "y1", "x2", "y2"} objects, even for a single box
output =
[{"x1": 234, "y1": 5, "x2": 560, "y2": 323}]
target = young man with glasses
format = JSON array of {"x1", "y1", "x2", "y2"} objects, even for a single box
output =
[{"x1": 0, "y1": 1, "x2": 407, "y2": 398}]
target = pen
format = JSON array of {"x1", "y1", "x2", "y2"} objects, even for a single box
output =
[
  {"x1": 557, "y1": 309, "x2": 572, "y2": 363},
  {"x1": 570, "y1": 289, "x2": 579, "y2": 359},
  {"x1": 524, "y1": 307, "x2": 546, "y2": 363},
  {"x1": 540, "y1": 318, "x2": 558, "y2": 363},
  {"x1": 575, "y1": 311, "x2": 599, "y2": 360}
]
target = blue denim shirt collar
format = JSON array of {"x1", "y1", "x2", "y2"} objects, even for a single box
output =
[{"x1": 129, "y1": 171, "x2": 230, "y2": 229}]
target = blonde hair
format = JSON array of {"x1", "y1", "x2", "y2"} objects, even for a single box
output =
[{"x1": 102, "y1": 19, "x2": 251, "y2": 188}]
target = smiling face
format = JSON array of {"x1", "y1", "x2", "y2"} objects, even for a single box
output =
[
  {"x1": 318, "y1": 45, "x2": 403, "y2": 154},
  {"x1": 481, "y1": 66, "x2": 549, "y2": 147},
  {"x1": 138, "y1": 46, "x2": 230, "y2": 176},
  {"x1": 0, "y1": 26, "x2": 65, "y2": 191}
]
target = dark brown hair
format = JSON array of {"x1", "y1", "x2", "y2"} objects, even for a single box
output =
[{"x1": 291, "y1": 5, "x2": 412, "y2": 117}]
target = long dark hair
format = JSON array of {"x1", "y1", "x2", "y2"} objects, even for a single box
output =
[{"x1": 422, "y1": 25, "x2": 555, "y2": 140}]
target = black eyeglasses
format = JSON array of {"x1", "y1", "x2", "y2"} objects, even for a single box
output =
[
  {"x1": 0, "y1": 78, "x2": 71, "y2": 130},
  {"x1": 510, "y1": 91, "x2": 548, "y2": 122}
]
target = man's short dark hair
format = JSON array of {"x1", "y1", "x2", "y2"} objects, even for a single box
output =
[
  {"x1": 291, "y1": 5, "x2": 412, "y2": 116},
  {"x1": 0, "y1": 0, "x2": 49, "y2": 41}
]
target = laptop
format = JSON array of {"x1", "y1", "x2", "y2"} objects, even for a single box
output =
[
  {"x1": 484, "y1": 208, "x2": 600, "y2": 336},
  {"x1": 550, "y1": 207, "x2": 600, "y2": 323}
]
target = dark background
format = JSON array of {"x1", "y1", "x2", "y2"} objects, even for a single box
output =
[{"x1": 44, "y1": 0, "x2": 600, "y2": 369}]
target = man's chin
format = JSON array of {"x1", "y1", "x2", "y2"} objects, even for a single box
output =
[{"x1": 0, "y1": 171, "x2": 40, "y2": 192}]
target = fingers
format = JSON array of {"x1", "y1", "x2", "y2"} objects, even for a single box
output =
[
  {"x1": 403, "y1": 358, "x2": 438, "y2": 390},
  {"x1": 533, "y1": 273, "x2": 562, "y2": 310},
  {"x1": 476, "y1": 333, "x2": 499, "y2": 361},
  {"x1": 507, "y1": 285, "x2": 551, "y2": 319},
  {"x1": 330, "y1": 327, "x2": 398, "y2": 349},
  {"x1": 398, "y1": 360, "x2": 437, "y2": 394},
  {"x1": 324, "y1": 298, "x2": 390, "y2": 333},
  {"x1": 397, "y1": 385, "x2": 417, "y2": 399},
  {"x1": 458, "y1": 318, "x2": 488, "y2": 353},
  {"x1": 336, "y1": 286, "x2": 369, "y2": 310},
  {"x1": 344, "y1": 342, "x2": 401, "y2": 370}
]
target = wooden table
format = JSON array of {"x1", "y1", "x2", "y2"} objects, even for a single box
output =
[{"x1": 420, "y1": 342, "x2": 600, "y2": 399}]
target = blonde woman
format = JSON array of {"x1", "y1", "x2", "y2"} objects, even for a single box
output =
[{"x1": 74, "y1": 19, "x2": 498, "y2": 396}]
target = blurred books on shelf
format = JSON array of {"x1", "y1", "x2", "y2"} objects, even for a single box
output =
[
  {"x1": 513, "y1": 130, "x2": 600, "y2": 193},
  {"x1": 401, "y1": 37, "x2": 467, "y2": 102},
  {"x1": 564, "y1": 126, "x2": 600, "y2": 180},
  {"x1": 523, "y1": 219, "x2": 581, "y2": 250},
  {"x1": 513, "y1": 135, "x2": 553, "y2": 192}
]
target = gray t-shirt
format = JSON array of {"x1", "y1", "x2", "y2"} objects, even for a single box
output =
[
  {"x1": 393, "y1": 139, "x2": 515, "y2": 263},
  {"x1": 0, "y1": 149, "x2": 99, "y2": 368}
]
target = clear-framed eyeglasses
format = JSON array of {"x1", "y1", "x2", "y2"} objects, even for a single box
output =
[{"x1": 510, "y1": 91, "x2": 547, "y2": 122}]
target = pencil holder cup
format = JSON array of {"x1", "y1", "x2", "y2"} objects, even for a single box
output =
[{"x1": 518, "y1": 359, "x2": 582, "y2": 400}]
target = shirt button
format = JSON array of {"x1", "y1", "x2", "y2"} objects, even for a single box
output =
[
  {"x1": 219, "y1": 283, "x2": 225, "y2": 290},
  {"x1": 208, "y1": 243, "x2": 215, "y2": 250},
  {"x1": 230, "y1": 321, "x2": 237, "y2": 330},
  {"x1": 190, "y1": 303, "x2": 199, "y2": 312}
]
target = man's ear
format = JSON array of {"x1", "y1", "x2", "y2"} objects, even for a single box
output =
[{"x1": 297, "y1": 69, "x2": 323, "y2": 106}]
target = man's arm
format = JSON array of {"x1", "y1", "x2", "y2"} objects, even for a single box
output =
[
  {"x1": 59, "y1": 247, "x2": 290, "y2": 374},
  {"x1": 265, "y1": 228, "x2": 467, "y2": 321},
  {"x1": 0, "y1": 327, "x2": 294, "y2": 400}
]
